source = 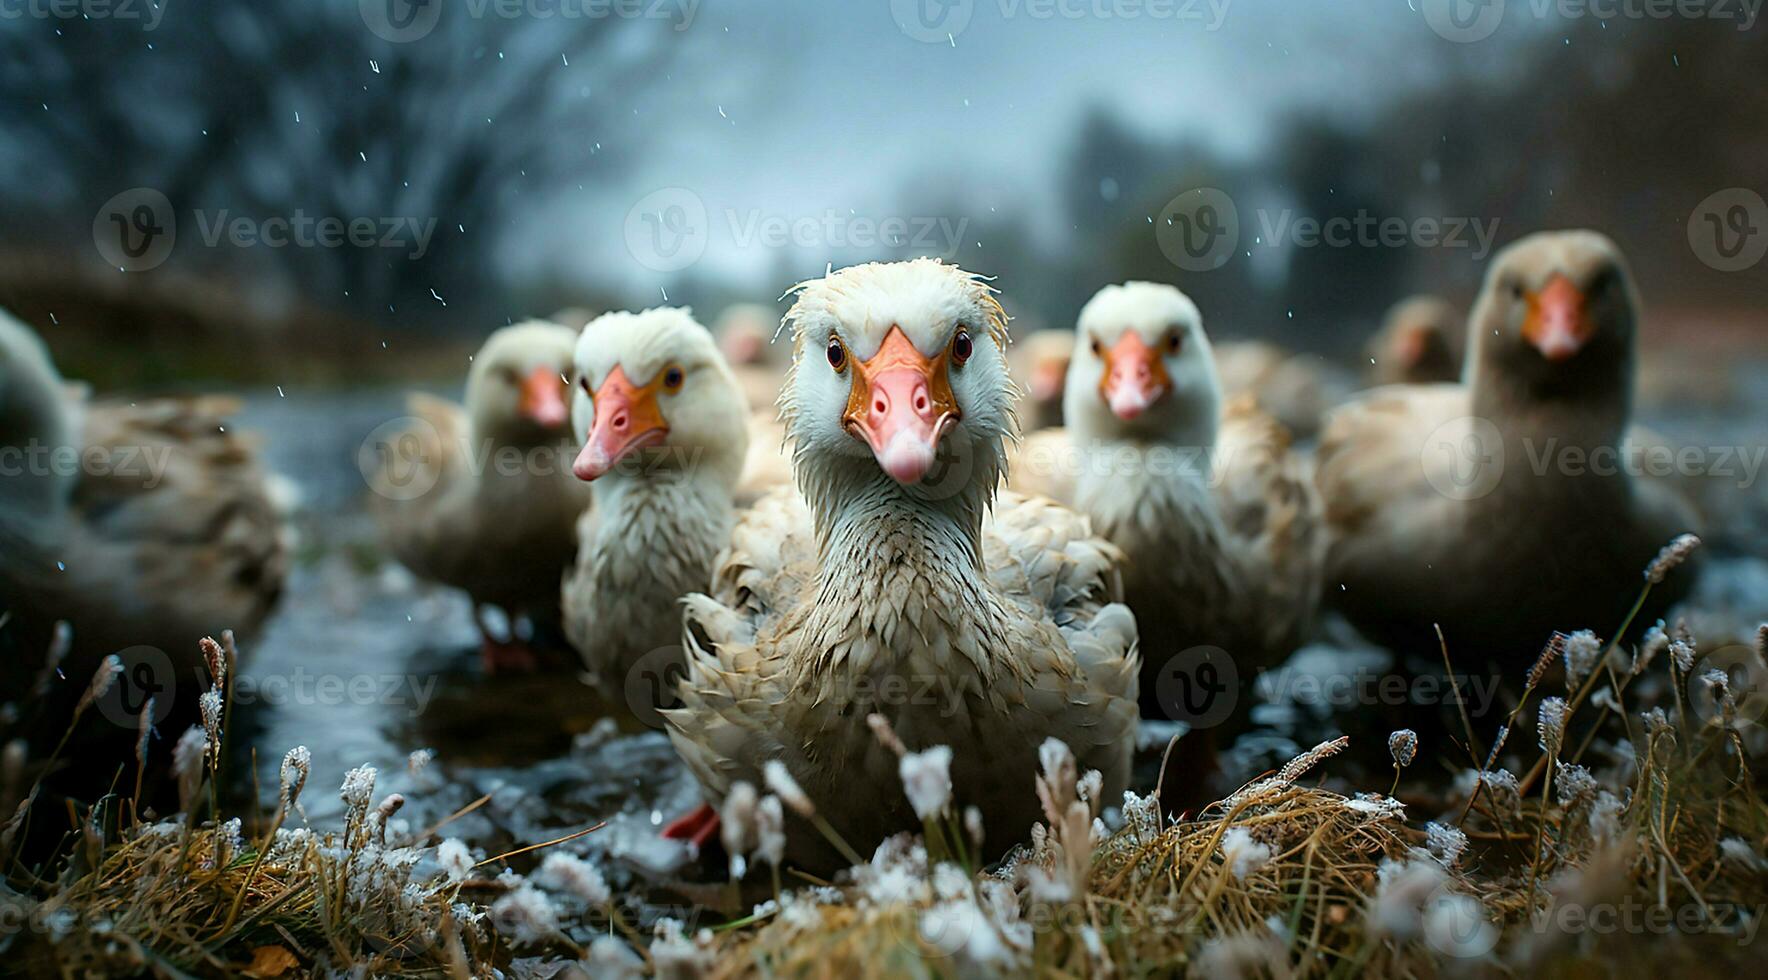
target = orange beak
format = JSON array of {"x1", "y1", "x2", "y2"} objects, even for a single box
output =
[
  {"x1": 573, "y1": 366, "x2": 669, "y2": 481},
  {"x1": 1098, "y1": 332, "x2": 1170, "y2": 420},
  {"x1": 1522, "y1": 275, "x2": 1594, "y2": 362},
  {"x1": 843, "y1": 326, "x2": 960, "y2": 485},
  {"x1": 517, "y1": 366, "x2": 570, "y2": 429},
  {"x1": 1030, "y1": 356, "x2": 1068, "y2": 403},
  {"x1": 1395, "y1": 325, "x2": 1429, "y2": 367}
]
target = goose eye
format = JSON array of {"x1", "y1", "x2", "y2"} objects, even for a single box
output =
[
  {"x1": 951, "y1": 328, "x2": 973, "y2": 365},
  {"x1": 826, "y1": 337, "x2": 847, "y2": 372},
  {"x1": 579, "y1": 375, "x2": 593, "y2": 395},
  {"x1": 1089, "y1": 338, "x2": 1104, "y2": 358},
  {"x1": 1165, "y1": 332, "x2": 1183, "y2": 354},
  {"x1": 662, "y1": 365, "x2": 685, "y2": 391}
]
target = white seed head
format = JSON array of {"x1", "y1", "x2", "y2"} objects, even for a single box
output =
[
  {"x1": 898, "y1": 746, "x2": 954, "y2": 821},
  {"x1": 1221, "y1": 826, "x2": 1272, "y2": 879},
  {"x1": 1387, "y1": 729, "x2": 1418, "y2": 768},
  {"x1": 763, "y1": 759, "x2": 815, "y2": 817},
  {"x1": 755, "y1": 795, "x2": 786, "y2": 868},
  {"x1": 437, "y1": 838, "x2": 474, "y2": 883},
  {"x1": 340, "y1": 765, "x2": 378, "y2": 811},
  {"x1": 1537, "y1": 697, "x2": 1567, "y2": 757}
]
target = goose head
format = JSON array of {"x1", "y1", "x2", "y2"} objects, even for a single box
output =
[
  {"x1": 1064, "y1": 281, "x2": 1221, "y2": 449},
  {"x1": 570, "y1": 307, "x2": 749, "y2": 490},
  {"x1": 712, "y1": 302, "x2": 783, "y2": 367},
  {"x1": 1014, "y1": 328, "x2": 1076, "y2": 428},
  {"x1": 781, "y1": 258, "x2": 1013, "y2": 531},
  {"x1": 1469, "y1": 230, "x2": 1638, "y2": 405},
  {"x1": 1373, "y1": 295, "x2": 1461, "y2": 384},
  {"x1": 464, "y1": 321, "x2": 577, "y2": 446}
]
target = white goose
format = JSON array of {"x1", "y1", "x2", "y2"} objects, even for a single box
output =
[
  {"x1": 1012, "y1": 282, "x2": 1325, "y2": 709},
  {"x1": 561, "y1": 308, "x2": 749, "y2": 704},
  {"x1": 660, "y1": 259, "x2": 1140, "y2": 870}
]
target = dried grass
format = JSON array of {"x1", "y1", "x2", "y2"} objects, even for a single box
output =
[{"x1": 4, "y1": 541, "x2": 1765, "y2": 978}]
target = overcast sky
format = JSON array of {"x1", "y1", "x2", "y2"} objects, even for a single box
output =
[{"x1": 506, "y1": 0, "x2": 1537, "y2": 293}]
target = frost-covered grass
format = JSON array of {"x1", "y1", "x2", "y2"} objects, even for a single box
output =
[{"x1": 4, "y1": 541, "x2": 1766, "y2": 977}]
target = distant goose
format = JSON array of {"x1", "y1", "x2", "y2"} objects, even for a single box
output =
[
  {"x1": 1316, "y1": 231, "x2": 1702, "y2": 660},
  {"x1": 372, "y1": 321, "x2": 589, "y2": 672}
]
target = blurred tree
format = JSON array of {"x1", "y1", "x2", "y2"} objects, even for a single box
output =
[{"x1": 0, "y1": 0, "x2": 685, "y2": 329}]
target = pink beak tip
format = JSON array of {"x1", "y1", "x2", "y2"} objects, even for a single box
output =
[
  {"x1": 572, "y1": 444, "x2": 609, "y2": 482},
  {"x1": 879, "y1": 435, "x2": 935, "y2": 485}
]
